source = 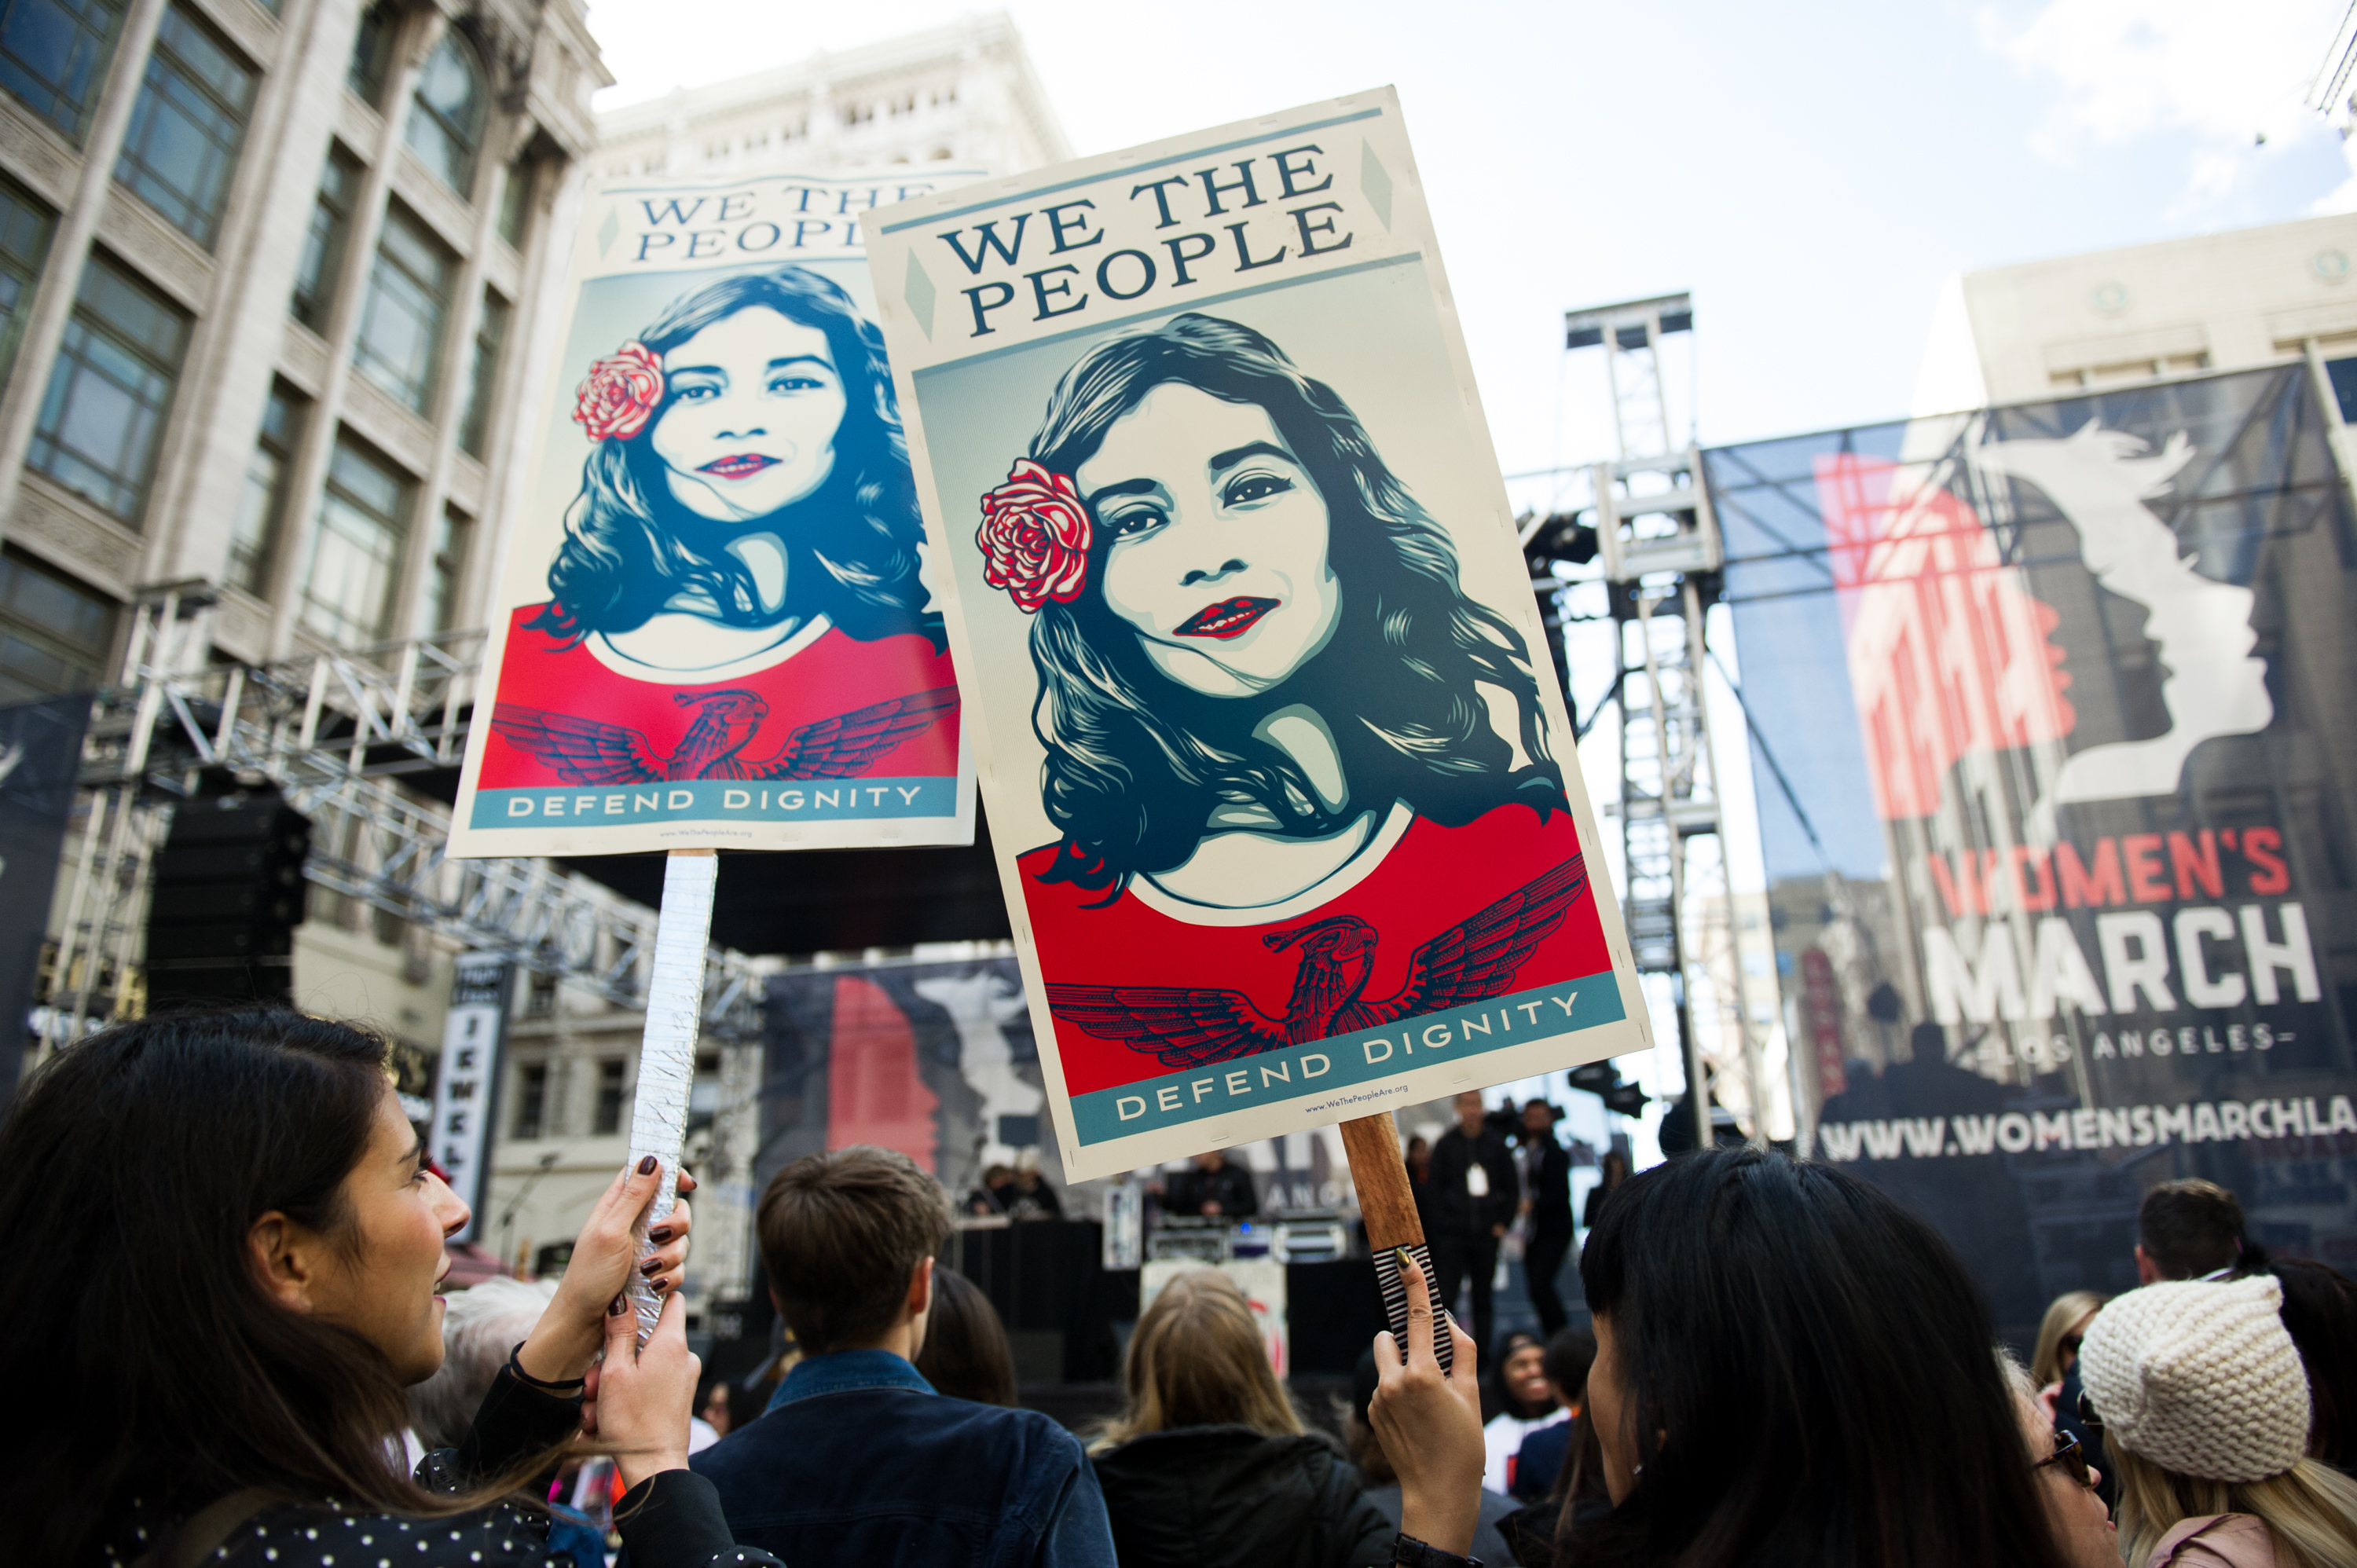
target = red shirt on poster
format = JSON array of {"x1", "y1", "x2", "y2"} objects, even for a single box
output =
[
  {"x1": 479, "y1": 606, "x2": 959, "y2": 788},
  {"x1": 1020, "y1": 802, "x2": 1609, "y2": 1097}
]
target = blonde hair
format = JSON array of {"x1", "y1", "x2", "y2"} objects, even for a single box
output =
[
  {"x1": 2110, "y1": 1435, "x2": 2357, "y2": 1568},
  {"x1": 1095, "y1": 1269, "x2": 1301, "y2": 1451},
  {"x1": 1995, "y1": 1347, "x2": 2046, "y2": 1449},
  {"x1": 2030, "y1": 1290, "x2": 2107, "y2": 1389}
]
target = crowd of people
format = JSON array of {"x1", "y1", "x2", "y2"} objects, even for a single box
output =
[
  {"x1": 5, "y1": 1009, "x2": 2355, "y2": 1568},
  {"x1": 1406, "y1": 1090, "x2": 1619, "y2": 1351}
]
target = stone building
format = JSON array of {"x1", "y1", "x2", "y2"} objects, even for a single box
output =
[
  {"x1": 1915, "y1": 212, "x2": 2357, "y2": 414},
  {"x1": 591, "y1": 11, "x2": 1070, "y2": 184},
  {"x1": 0, "y1": 0, "x2": 615, "y2": 1070},
  {"x1": 0, "y1": 0, "x2": 607, "y2": 681}
]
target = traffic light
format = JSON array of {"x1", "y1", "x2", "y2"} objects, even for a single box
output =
[{"x1": 145, "y1": 792, "x2": 311, "y2": 1006}]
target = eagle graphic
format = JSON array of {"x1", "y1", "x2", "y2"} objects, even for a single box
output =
[
  {"x1": 489, "y1": 685, "x2": 956, "y2": 783},
  {"x1": 1046, "y1": 854, "x2": 1588, "y2": 1071}
]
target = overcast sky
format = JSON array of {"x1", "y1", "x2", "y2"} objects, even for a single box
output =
[{"x1": 586, "y1": 0, "x2": 2353, "y2": 500}]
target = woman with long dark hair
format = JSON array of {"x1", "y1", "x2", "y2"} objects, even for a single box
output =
[
  {"x1": 0, "y1": 1009, "x2": 780, "y2": 1567},
  {"x1": 482, "y1": 265, "x2": 956, "y2": 797},
  {"x1": 1369, "y1": 1148, "x2": 2080, "y2": 1568},
  {"x1": 973, "y1": 313, "x2": 1611, "y2": 1101}
]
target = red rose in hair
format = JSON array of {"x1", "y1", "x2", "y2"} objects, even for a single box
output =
[
  {"x1": 978, "y1": 459, "x2": 1091, "y2": 614},
  {"x1": 572, "y1": 341, "x2": 665, "y2": 442}
]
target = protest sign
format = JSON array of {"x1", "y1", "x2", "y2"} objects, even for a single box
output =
[
  {"x1": 864, "y1": 89, "x2": 1648, "y2": 1186},
  {"x1": 449, "y1": 168, "x2": 988, "y2": 858},
  {"x1": 1707, "y1": 363, "x2": 2357, "y2": 1339},
  {"x1": 447, "y1": 166, "x2": 992, "y2": 1331}
]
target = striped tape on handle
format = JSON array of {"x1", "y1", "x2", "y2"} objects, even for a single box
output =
[{"x1": 1372, "y1": 1241, "x2": 1456, "y2": 1376}]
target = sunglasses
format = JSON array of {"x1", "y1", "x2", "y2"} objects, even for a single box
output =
[{"x1": 2035, "y1": 1431, "x2": 2098, "y2": 1492}]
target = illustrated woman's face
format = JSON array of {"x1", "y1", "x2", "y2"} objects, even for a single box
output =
[
  {"x1": 651, "y1": 306, "x2": 849, "y2": 523},
  {"x1": 1080, "y1": 383, "x2": 1341, "y2": 698}
]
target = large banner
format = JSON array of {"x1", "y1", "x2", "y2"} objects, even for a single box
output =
[
  {"x1": 0, "y1": 692, "x2": 89, "y2": 1090},
  {"x1": 760, "y1": 953, "x2": 1360, "y2": 1211},
  {"x1": 449, "y1": 170, "x2": 988, "y2": 856},
  {"x1": 1707, "y1": 364, "x2": 2357, "y2": 1340},
  {"x1": 863, "y1": 90, "x2": 1648, "y2": 1179}
]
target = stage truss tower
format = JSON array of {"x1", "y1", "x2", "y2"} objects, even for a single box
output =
[{"x1": 1556, "y1": 294, "x2": 1766, "y2": 1149}]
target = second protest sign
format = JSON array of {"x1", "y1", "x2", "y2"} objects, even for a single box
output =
[{"x1": 867, "y1": 88, "x2": 1651, "y2": 1179}]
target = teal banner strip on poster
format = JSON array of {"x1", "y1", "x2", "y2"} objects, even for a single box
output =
[
  {"x1": 1068, "y1": 970, "x2": 1627, "y2": 1145},
  {"x1": 876, "y1": 106, "x2": 1387, "y2": 234},
  {"x1": 467, "y1": 776, "x2": 957, "y2": 829}
]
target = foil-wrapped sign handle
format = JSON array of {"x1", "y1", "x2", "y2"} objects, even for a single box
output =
[{"x1": 624, "y1": 848, "x2": 718, "y2": 1341}]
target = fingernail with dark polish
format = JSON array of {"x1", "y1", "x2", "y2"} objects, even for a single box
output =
[
  {"x1": 651, "y1": 1277, "x2": 668, "y2": 1293},
  {"x1": 647, "y1": 1225, "x2": 673, "y2": 1244},
  {"x1": 640, "y1": 1256, "x2": 662, "y2": 1276},
  {"x1": 637, "y1": 1155, "x2": 658, "y2": 1176},
  {"x1": 609, "y1": 1294, "x2": 626, "y2": 1317}
]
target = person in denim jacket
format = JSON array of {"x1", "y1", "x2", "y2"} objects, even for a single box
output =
[{"x1": 692, "y1": 1146, "x2": 1116, "y2": 1566}]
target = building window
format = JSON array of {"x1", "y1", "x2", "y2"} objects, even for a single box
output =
[
  {"x1": 2327, "y1": 357, "x2": 2357, "y2": 426},
  {"x1": 457, "y1": 288, "x2": 506, "y2": 456},
  {"x1": 352, "y1": 203, "x2": 451, "y2": 413},
  {"x1": 29, "y1": 251, "x2": 188, "y2": 523},
  {"x1": 299, "y1": 432, "x2": 409, "y2": 647},
  {"x1": 592, "y1": 1058, "x2": 626, "y2": 1135},
  {"x1": 0, "y1": 549, "x2": 114, "y2": 702},
  {"x1": 113, "y1": 5, "x2": 255, "y2": 247},
  {"x1": 495, "y1": 156, "x2": 530, "y2": 247},
  {"x1": 289, "y1": 143, "x2": 359, "y2": 332},
  {"x1": 404, "y1": 31, "x2": 484, "y2": 196},
  {"x1": 0, "y1": 0, "x2": 124, "y2": 143},
  {"x1": 345, "y1": 1, "x2": 390, "y2": 107},
  {"x1": 427, "y1": 503, "x2": 468, "y2": 631},
  {"x1": 511, "y1": 1061, "x2": 547, "y2": 1139},
  {"x1": 0, "y1": 179, "x2": 54, "y2": 383},
  {"x1": 226, "y1": 380, "x2": 300, "y2": 595}
]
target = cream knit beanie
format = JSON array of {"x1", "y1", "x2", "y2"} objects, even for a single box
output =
[{"x1": 2077, "y1": 1273, "x2": 2310, "y2": 1484}]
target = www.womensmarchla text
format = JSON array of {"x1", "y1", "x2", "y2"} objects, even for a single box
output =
[{"x1": 1816, "y1": 1094, "x2": 2357, "y2": 1163}]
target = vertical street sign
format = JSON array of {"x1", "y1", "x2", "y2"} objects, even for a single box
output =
[{"x1": 431, "y1": 951, "x2": 514, "y2": 1240}]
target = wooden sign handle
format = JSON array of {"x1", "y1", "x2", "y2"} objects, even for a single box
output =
[{"x1": 1340, "y1": 1112, "x2": 1457, "y2": 1375}]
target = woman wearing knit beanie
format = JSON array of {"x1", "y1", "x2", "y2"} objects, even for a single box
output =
[{"x1": 2079, "y1": 1273, "x2": 2357, "y2": 1566}]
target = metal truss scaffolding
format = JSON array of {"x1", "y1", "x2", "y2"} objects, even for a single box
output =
[
  {"x1": 1564, "y1": 292, "x2": 1765, "y2": 1149},
  {"x1": 40, "y1": 585, "x2": 768, "y2": 1051}
]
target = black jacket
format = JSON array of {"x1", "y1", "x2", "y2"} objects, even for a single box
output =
[
  {"x1": 1521, "y1": 1136, "x2": 1573, "y2": 1226},
  {"x1": 101, "y1": 1365, "x2": 779, "y2": 1568},
  {"x1": 1091, "y1": 1425, "x2": 1392, "y2": 1568},
  {"x1": 1431, "y1": 1125, "x2": 1519, "y2": 1239},
  {"x1": 1164, "y1": 1161, "x2": 1259, "y2": 1218}
]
